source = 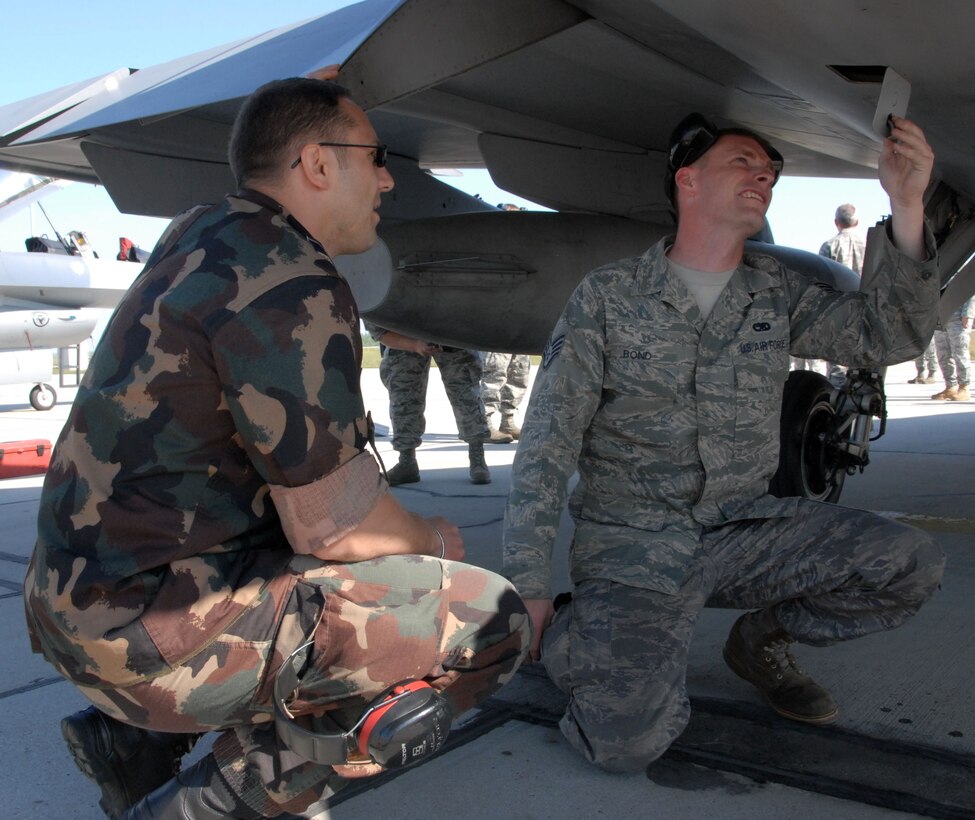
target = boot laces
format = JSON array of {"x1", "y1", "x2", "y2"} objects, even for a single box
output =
[{"x1": 761, "y1": 637, "x2": 806, "y2": 680}]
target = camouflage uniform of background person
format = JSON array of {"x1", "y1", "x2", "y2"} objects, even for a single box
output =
[
  {"x1": 909, "y1": 337, "x2": 940, "y2": 384},
  {"x1": 480, "y1": 351, "x2": 531, "y2": 442},
  {"x1": 930, "y1": 294, "x2": 975, "y2": 401},
  {"x1": 23, "y1": 77, "x2": 529, "y2": 820},
  {"x1": 365, "y1": 323, "x2": 493, "y2": 485},
  {"x1": 819, "y1": 202, "x2": 867, "y2": 275},
  {"x1": 502, "y1": 112, "x2": 945, "y2": 773},
  {"x1": 811, "y1": 202, "x2": 868, "y2": 385}
]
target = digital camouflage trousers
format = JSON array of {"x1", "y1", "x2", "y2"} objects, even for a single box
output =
[
  {"x1": 480, "y1": 352, "x2": 531, "y2": 419},
  {"x1": 542, "y1": 499, "x2": 945, "y2": 773},
  {"x1": 379, "y1": 348, "x2": 488, "y2": 451}
]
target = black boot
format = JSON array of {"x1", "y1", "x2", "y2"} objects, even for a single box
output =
[
  {"x1": 122, "y1": 752, "x2": 261, "y2": 819},
  {"x1": 61, "y1": 706, "x2": 197, "y2": 819},
  {"x1": 122, "y1": 753, "x2": 329, "y2": 819}
]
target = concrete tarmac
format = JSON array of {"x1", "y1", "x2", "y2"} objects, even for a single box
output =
[{"x1": 2, "y1": 361, "x2": 973, "y2": 818}]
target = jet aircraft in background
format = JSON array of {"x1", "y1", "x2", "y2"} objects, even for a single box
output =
[
  {"x1": 0, "y1": 0, "x2": 972, "y2": 488},
  {"x1": 0, "y1": 172, "x2": 142, "y2": 407}
]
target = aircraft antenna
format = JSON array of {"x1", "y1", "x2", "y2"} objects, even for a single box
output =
[{"x1": 35, "y1": 201, "x2": 73, "y2": 254}]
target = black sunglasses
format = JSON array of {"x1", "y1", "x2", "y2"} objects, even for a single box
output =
[
  {"x1": 668, "y1": 114, "x2": 721, "y2": 174},
  {"x1": 290, "y1": 142, "x2": 388, "y2": 170}
]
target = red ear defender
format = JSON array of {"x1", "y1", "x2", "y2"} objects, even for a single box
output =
[
  {"x1": 274, "y1": 643, "x2": 452, "y2": 769},
  {"x1": 356, "y1": 680, "x2": 452, "y2": 768}
]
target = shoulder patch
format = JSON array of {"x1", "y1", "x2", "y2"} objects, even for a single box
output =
[{"x1": 541, "y1": 334, "x2": 565, "y2": 370}]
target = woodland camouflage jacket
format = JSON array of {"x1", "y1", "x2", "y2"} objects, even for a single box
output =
[{"x1": 24, "y1": 190, "x2": 384, "y2": 686}]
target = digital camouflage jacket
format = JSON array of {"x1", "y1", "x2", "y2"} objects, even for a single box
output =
[
  {"x1": 24, "y1": 190, "x2": 384, "y2": 687},
  {"x1": 503, "y1": 225, "x2": 939, "y2": 599}
]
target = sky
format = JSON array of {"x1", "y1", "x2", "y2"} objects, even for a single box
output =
[{"x1": 0, "y1": 1, "x2": 893, "y2": 259}]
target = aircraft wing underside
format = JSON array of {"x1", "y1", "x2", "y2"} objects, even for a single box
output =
[{"x1": 1, "y1": 0, "x2": 974, "y2": 349}]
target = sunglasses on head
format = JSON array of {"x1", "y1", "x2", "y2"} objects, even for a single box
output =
[
  {"x1": 665, "y1": 113, "x2": 783, "y2": 204},
  {"x1": 668, "y1": 113, "x2": 722, "y2": 174}
]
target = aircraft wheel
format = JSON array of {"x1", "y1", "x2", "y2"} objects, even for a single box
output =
[
  {"x1": 29, "y1": 383, "x2": 57, "y2": 411},
  {"x1": 769, "y1": 371, "x2": 846, "y2": 503}
]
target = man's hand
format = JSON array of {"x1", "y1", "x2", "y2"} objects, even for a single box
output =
[
  {"x1": 377, "y1": 330, "x2": 440, "y2": 357},
  {"x1": 879, "y1": 116, "x2": 935, "y2": 261},
  {"x1": 880, "y1": 116, "x2": 934, "y2": 207},
  {"x1": 310, "y1": 497, "x2": 463, "y2": 563},
  {"x1": 410, "y1": 340, "x2": 441, "y2": 357},
  {"x1": 334, "y1": 760, "x2": 384, "y2": 779},
  {"x1": 306, "y1": 64, "x2": 341, "y2": 82},
  {"x1": 523, "y1": 598, "x2": 555, "y2": 662}
]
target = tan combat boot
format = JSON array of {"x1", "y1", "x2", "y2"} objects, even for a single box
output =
[
  {"x1": 931, "y1": 385, "x2": 958, "y2": 400},
  {"x1": 948, "y1": 385, "x2": 970, "y2": 401},
  {"x1": 468, "y1": 442, "x2": 491, "y2": 484},
  {"x1": 723, "y1": 610, "x2": 838, "y2": 725},
  {"x1": 487, "y1": 419, "x2": 513, "y2": 444},
  {"x1": 387, "y1": 449, "x2": 420, "y2": 485},
  {"x1": 499, "y1": 415, "x2": 522, "y2": 440}
]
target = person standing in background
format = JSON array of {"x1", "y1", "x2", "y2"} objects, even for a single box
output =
[
  {"x1": 816, "y1": 203, "x2": 868, "y2": 385},
  {"x1": 931, "y1": 295, "x2": 975, "y2": 401},
  {"x1": 820, "y1": 203, "x2": 867, "y2": 274},
  {"x1": 367, "y1": 324, "x2": 494, "y2": 484},
  {"x1": 481, "y1": 352, "x2": 531, "y2": 442}
]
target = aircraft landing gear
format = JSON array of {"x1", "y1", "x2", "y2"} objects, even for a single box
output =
[
  {"x1": 29, "y1": 382, "x2": 57, "y2": 411},
  {"x1": 770, "y1": 368, "x2": 885, "y2": 504}
]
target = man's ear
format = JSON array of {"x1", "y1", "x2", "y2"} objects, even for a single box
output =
[
  {"x1": 674, "y1": 166, "x2": 695, "y2": 200},
  {"x1": 295, "y1": 144, "x2": 332, "y2": 191}
]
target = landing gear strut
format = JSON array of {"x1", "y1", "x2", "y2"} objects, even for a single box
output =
[{"x1": 769, "y1": 369, "x2": 885, "y2": 503}]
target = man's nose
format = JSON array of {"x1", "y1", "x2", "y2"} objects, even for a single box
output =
[{"x1": 378, "y1": 165, "x2": 394, "y2": 192}]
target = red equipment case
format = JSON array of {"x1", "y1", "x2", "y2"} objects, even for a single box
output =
[{"x1": 0, "y1": 439, "x2": 53, "y2": 479}]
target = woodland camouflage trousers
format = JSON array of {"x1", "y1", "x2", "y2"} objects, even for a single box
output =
[{"x1": 77, "y1": 554, "x2": 530, "y2": 815}]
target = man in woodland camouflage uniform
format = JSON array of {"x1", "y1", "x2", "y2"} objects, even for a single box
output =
[
  {"x1": 481, "y1": 352, "x2": 531, "y2": 442},
  {"x1": 366, "y1": 324, "x2": 494, "y2": 484},
  {"x1": 502, "y1": 112, "x2": 945, "y2": 772},
  {"x1": 24, "y1": 78, "x2": 529, "y2": 819}
]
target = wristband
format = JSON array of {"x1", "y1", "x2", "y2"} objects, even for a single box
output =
[{"x1": 432, "y1": 526, "x2": 446, "y2": 560}]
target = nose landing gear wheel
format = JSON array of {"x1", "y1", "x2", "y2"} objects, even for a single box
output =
[
  {"x1": 770, "y1": 371, "x2": 846, "y2": 503},
  {"x1": 29, "y1": 383, "x2": 57, "y2": 411}
]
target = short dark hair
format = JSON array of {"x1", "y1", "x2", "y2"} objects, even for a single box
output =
[
  {"x1": 834, "y1": 203, "x2": 857, "y2": 228},
  {"x1": 229, "y1": 78, "x2": 354, "y2": 187}
]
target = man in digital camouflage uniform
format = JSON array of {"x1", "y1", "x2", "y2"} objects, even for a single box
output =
[
  {"x1": 817, "y1": 202, "x2": 868, "y2": 384},
  {"x1": 819, "y1": 202, "x2": 867, "y2": 275},
  {"x1": 931, "y1": 294, "x2": 975, "y2": 401},
  {"x1": 365, "y1": 323, "x2": 493, "y2": 485},
  {"x1": 502, "y1": 112, "x2": 945, "y2": 772},
  {"x1": 24, "y1": 78, "x2": 529, "y2": 819},
  {"x1": 480, "y1": 352, "x2": 531, "y2": 442}
]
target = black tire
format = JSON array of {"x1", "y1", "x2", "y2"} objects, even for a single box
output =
[
  {"x1": 29, "y1": 383, "x2": 57, "y2": 411},
  {"x1": 769, "y1": 371, "x2": 846, "y2": 503}
]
